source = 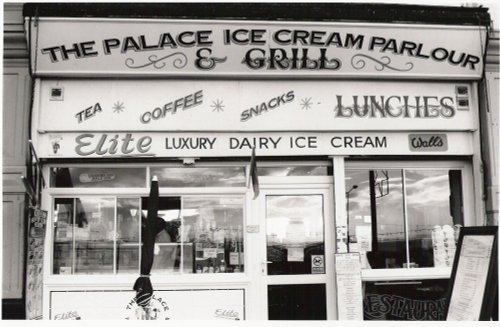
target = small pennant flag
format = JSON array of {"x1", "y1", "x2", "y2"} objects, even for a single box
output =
[{"x1": 249, "y1": 147, "x2": 260, "y2": 199}]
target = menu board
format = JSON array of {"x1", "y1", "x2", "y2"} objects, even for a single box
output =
[
  {"x1": 446, "y1": 227, "x2": 498, "y2": 321},
  {"x1": 335, "y1": 253, "x2": 364, "y2": 320},
  {"x1": 25, "y1": 208, "x2": 48, "y2": 320}
]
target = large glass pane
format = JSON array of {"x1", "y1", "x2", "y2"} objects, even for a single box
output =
[
  {"x1": 74, "y1": 197, "x2": 114, "y2": 274},
  {"x1": 53, "y1": 198, "x2": 74, "y2": 274},
  {"x1": 182, "y1": 197, "x2": 245, "y2": 273},
  {"x1": 116, "y1": 198, "x2": 141, "y2": 273},
  {"x1": 346, "y1": 170, "x2": 406, "y2": 269},
  {"x1": 266, "y1": 195, "x2": 324, "y2": 275},
  {"x1": 406, "y1": 170, "x2": 463, "y2": 268},
  {"x1": 150, "y1": 167, "x2": 245, "y2": 187},
  {"x1": 268, "y1": 284, "x2": 326, "y2": 320},
  {"x1": 363, "y1": 279, "x2": 448, "y2": 320},
  {"x1": 50, "y1": 167, "x2": 146, "y2": 188}
]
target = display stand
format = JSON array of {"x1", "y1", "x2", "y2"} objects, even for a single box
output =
[{"x1": 445, "y1": 226, "x2": 498, "y2": 321}]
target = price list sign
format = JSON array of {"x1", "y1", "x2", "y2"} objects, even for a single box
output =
[
  {"x1": 447, "y1": 234, "x2": 495, "y2": 320},
  {"x1": 335, "y1": 252, "x2": 364, "y2": 320}
]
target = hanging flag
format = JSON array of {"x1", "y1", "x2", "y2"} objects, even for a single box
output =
[
  {"x1": 133, "y1": 175, "x2": 159, "y2": 319},
  {"x1": 249, "y1": 147, "x2": 260, "y2": 199}
]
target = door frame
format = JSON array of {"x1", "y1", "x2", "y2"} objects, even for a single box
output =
[{"x1": 251, "y1": 178, "x2": 337, "y2": 320}]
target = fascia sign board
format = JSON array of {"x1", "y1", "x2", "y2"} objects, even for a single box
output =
[
  {"x1": 35, "y1": 132, "x2": 473, "y2": 158},
  {"x1": 27, "y1": 18, "x2": 487, "y2": 79},
  {"x1": 34, "y1": 80, "x2": 477, "y2": 133}
]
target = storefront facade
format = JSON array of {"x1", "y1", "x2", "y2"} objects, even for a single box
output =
[{"x1": 3, "y1": 2, "x2": 496, "y2": 320}]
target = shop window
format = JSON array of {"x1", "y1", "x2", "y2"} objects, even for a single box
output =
[
  {"x1": 182, "y1": 197, "x2": 245, "y2": 273},
  {"x1": 52, "y1": 195, "x2": 245, "y2": 275},
  {"x1": 53, "y1": 197, "x2": 116, "y2": 274},
  {"x1": 345, "y1": 169, "x2": 463, "y2": 269},
  {"x1": 363, "y1": 279, "x2": 448, "y2": 320},
  {"x1": 150, "y1": 167, "x2": 245, "y2": 187},
  {"x1": 50, "y1": 167, "x2": 146, "y2": 188},
  {"x1": 116, "y1": 198, "x2": 141, "y2": 273}
]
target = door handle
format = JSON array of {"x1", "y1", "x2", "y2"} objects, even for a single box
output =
[{"x1": 261, "y1": 262, "x2": 272, "y2": 274}]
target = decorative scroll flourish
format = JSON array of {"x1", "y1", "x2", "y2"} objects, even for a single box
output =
[
  {"x1": 196, "y1": 55, "x2": 227, "y2": 70},
  {"x1": 351, "y1": 54, "x2": 414, "y2": 72},
  {"x1": 125, "y1": 52, "x2": 188, "y2": 69}
]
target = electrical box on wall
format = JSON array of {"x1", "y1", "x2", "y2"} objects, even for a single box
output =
[{"x1": 50, "y1": 87, "x2": 64, "y2": 101}]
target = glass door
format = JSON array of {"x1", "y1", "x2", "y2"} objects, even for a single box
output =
[{"x1": 258, "y1": 187, "x2": 336, "y2": 320}]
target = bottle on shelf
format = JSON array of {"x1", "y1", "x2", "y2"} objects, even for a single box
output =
[
  {"x1": 207, "y1": 258, "x2": 215, "y2": 273},
  {"x1": 219, "y1": 259, "x2": 226, "y2": 273}
]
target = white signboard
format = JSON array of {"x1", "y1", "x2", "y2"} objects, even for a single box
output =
[
  {"x1": 34, "y1": 132, "x2": 472, "y2": 158},
  {"x1": 29, "y1": 19, "x2": 487, "y2": 79},
  {"x1": 335, "y1": 253, "x2": 364, "y2": 320},
  {"x1": 50, "y1": 289, "x2": 244, "y2": 320},
  {"x1": 34, "y1": 80, "x2": 476, "y2": 132}
]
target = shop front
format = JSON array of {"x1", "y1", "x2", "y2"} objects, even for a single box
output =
[{"x1": 25, "y1": 9, "x2": 489, "y2": 320}]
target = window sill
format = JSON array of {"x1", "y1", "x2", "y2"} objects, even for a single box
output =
[{"x1": 361, "y1": 267, "x2": 452, "y2": 281}]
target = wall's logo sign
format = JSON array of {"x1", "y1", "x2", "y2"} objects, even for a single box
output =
[
  {"x1": 53, "y1": 310, "x2": 81, "y2": 320},
  {"x1": 125, "y1": 296, "x2": 170, "y2": 320},
  {"x1": 409, "y1": 134, "x2": 448, "y2": 152},
  {"x1": 214, "y1": 309, "x2": 241, "y2": 320}
]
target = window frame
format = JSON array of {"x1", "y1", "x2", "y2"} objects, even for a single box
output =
[
  {"x1": 42, "y1": 163, "x2": 250, "y2": 286},
  {"x1": 344, "y1": 159, "x2": 475, "y2": 281}
]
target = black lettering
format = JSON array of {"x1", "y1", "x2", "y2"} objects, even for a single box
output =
[{"x1": 103, "y1": 38, "x2": 120, "y2": 55}]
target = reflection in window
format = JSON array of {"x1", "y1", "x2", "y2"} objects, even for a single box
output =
[
  {"x1": 346, "y1": 169, "x2": 463, "y2": 269},
  {"x1": 183, "y1": 197, "x2": 245, "y2": 273},
  {"x1": 52, "y1": 195, "x2": 245, "y2": 275},
  {"x1": 53, "y1": 198, "x2": 74, "y2": 274},
  {"x1": 53, "y1": 197, "x2": 116, "y2": 274},
  {"x1": 74, "y1": 197, "x2": 114, "y2": 274},
  {"x1": 266, "y1": 195, "x2": 324, "y2": 275},
  {"x1": 150, "y1": 167, "x2": 246, "y2": 187},
  {"x1": 406, "y1": 170, "x2": 463, "y2": 268},
  {"x1": 116, "y1": 198, "x2": 141, "y2": 273},
  {"x1": 346, "y1": 170, "x2": 406, "y2": 269}
]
